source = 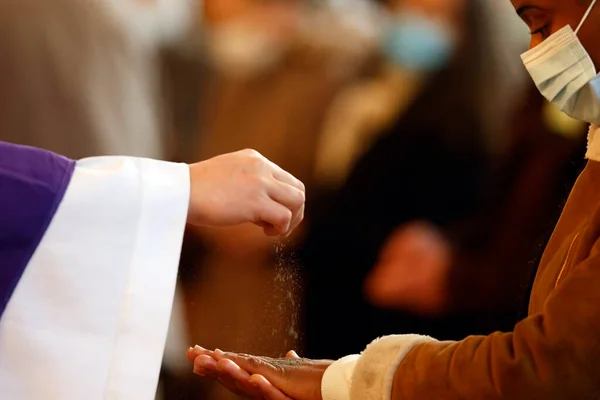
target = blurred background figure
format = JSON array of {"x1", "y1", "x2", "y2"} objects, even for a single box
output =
[
  {"x1": 183, "y1": 0, "x2": 586, "y2": 389},
  {"x1": 299, "y1": 0, "x2": 534, "y2": 359},
  {"x1": 0, "y1": 0, "x2": 199, "y2": 159},
  {"x1": 175, "y1": 0, "x2": 585, "y2": 399},
  {"x1": 0, "y1": 0, "x2": 202, "y2": 398},
  {"x1": 299, "y1": 0, "x2": 587, "y2": 363}
]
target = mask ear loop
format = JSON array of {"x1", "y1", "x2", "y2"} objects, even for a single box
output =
[{"x1": 576, "y1": 0, "x2": 598, "y2": 34}]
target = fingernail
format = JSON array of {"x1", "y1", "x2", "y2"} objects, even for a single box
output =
[
  {"x1": 193, "y1": 366, "x2": 207, "y2": 376},
  {"x1": 194, "y1": 345, "x2": 204, "y2": 350},
  {"x1": 289, "y1": 350, "x2": 299, "y2": 357},
  {"x1": 214, "y1": 348, "x2": 225, "y2": 357}
]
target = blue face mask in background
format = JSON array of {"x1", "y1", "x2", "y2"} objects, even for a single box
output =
[{"x1": 381, "y1": 11, "x2": 455, "y2": 71}]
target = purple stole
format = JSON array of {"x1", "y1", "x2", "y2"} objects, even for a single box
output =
[{"x1": 0, "y1": 141, "x2": 75, "y2": 317}]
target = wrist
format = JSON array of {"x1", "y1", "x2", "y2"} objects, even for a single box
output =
[{"x1": 186, "y1": 162, "x2": 206, "y2": 226}]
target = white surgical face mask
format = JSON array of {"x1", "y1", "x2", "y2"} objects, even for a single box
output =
[{"x1": 521, "y1": 0, "x2": 600, "y2": 124}]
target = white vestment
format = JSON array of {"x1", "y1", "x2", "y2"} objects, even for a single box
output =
[{"x1": 0, "y1": 157, "x2": 190, "y2": 399}]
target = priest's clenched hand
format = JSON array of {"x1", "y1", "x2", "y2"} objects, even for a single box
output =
[
  {"x1": 187, "y1": 346, "x2": 332, "y2": 400},
  {"x1": 187, "y1": 149, "x2": 305, "y2": 236}
]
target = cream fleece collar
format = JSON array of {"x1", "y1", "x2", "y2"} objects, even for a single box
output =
[{"x1": 587, "y1": 125, "x2": 600, "y2": 161}]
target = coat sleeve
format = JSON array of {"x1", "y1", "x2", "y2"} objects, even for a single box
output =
[
  {"x1": 0, "y1": 155, "x2": 190, "y2": 400},
  {"x1": 344, "y1": 235, "x2": 600, "y2": 400}
]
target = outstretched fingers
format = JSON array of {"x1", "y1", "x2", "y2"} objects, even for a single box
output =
[
  {"x1": 188, "y1": 346, "x2": 305, "y2": 400},
  {"x1": 192, "y1": 355, "x2": 219, "y2": 378},
  {"x1": 215, "y1": 358, "x2": 262, "y2": 397},
  {"x1": 187, "y1": 345, "x2": 214, "y2": 362},
  {"x1": 189, "y1": 348, "x2": 263, "y2": 398},
  {"x1": 213, "y1": 349, "x2": 282, "y2": 380},
  {"x1": 249, "y1": 374, "x2": 293, "y2": 400}
]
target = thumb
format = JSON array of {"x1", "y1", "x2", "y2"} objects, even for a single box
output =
[{"x1": 286, "y1": 350, "x2": 300, "y2": 358}]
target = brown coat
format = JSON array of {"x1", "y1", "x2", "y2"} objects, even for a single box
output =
[
  {"x1": 398, "y1": 159, "x2": 600, "y2": 398},
  {"x1": 348, "y1": 158, "x2": 600, "y2": 399}
]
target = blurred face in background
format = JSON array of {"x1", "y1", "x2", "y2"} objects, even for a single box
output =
[
  {"x1": 202, "y1": 0, "x2": 299, "y2": 75},
  {"x1": 204, "y1": 0, "x2": 297, "y2": 28},
  {"x1": 380, "y1": 0, "x2": 466, "y2": 71},
  {"x1": 390, "y1": 0, "x2": 466, "y2": 27},
  {"x1": 204, "y1": 0, "x2": 253, "y2": 24}
]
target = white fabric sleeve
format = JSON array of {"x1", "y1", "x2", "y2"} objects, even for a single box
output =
[
  {"x1": 0, "y1": 156, "x2": 190, "y2": 400},
  {"x1": 321, "y1": 355, "x2": 361, "y2": 400},
  {"x1": 321, "y1": 334, "x2": 438, "y2": 400},
  {"x1": 350, "y1": 334, "x2": 437, "y2": 400}
]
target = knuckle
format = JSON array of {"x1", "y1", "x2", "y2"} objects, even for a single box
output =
[
  {"x1": 246, "y1": 176, "x2": 268, "y2": 199},
  {"x1": 245, "y1": 356, "x2": 263, "y2": 370},
  {"x1": 257, "y1": 175, "x2": 271, "y2": 188},
  {"x1": 252, "y1": 199, "x2": 268, "y2": 218},
  {"x1": 252, "y1": 180, "x2": 270, "y2": 203},
  {"x1": 294, "y1": 188, "x2": 306, "y2": 206},
  {"x1": 275, "y1": 364, "x2": 288, "y2": 379},
  {"x1": 249, "y1": 158, "x2": 267, "y2": 172},
  {"x1": 278, "y1": 209, "x2": 293, "y2": 225},
  {"x1": 243, "y1": 148, "x2": 262, "y2": 159}
]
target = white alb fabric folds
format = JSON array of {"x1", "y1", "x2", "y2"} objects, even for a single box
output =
[{"x1": 0, "y1": 156, "x2": 190, "y2": 400}]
